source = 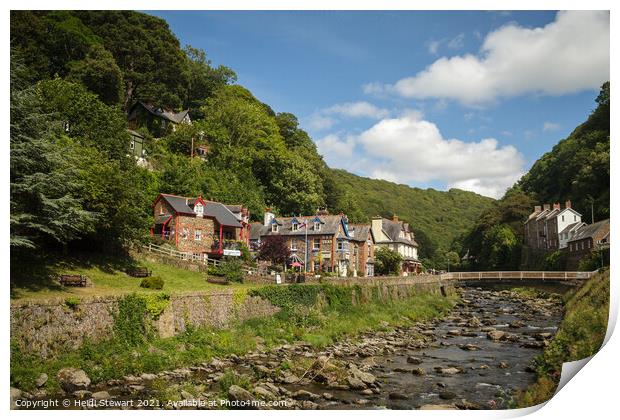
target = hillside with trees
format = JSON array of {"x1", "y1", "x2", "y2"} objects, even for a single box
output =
[
  {"x1": 10, "y1": 10, "x2": 494, "y2": 276},
  {"x1": 461, "y1": 83, "x2": 610, "y2": 270}
]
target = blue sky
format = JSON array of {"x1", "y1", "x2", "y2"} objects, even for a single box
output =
[{"x1": 148, "y1": 10, "x2": 609, "y2": 198}]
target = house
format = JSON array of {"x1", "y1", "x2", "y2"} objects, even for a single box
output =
[
  {"x1": 251, "y1": 209, "x2": 358, "y2": 276},
  {"x1": 347, "y1": 224, "x2": 375, "y2": 277},
  {"x1": 128, "y1": 129, "x2": 146, "y2": 159},
  {"x1": 370, "y1": 216, "x2": 421, "y2": 275},
  {"x1": 151, "y1": 193, "x2": 247, "y2": 260},
  {"x1": 128, "y1": 101, "x2": 191, "y2": 138},
  {"x1": 566, "y1": 219, "x2": 610, "y2": 269},
  {"x1": 524, "y1": 201, "x2": 582, "y2": 250}
]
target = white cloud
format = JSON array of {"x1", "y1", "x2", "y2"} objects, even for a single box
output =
[
  {"x1": 447, "y1": 33, "x2": 465, "y2": 49},
  {"x1": 543, "y1": 121, "x2": 561, "y2": 131},
  {"x1": 362, "y1": 82, "x2": 385, "y2": 95},
  {"x1": 306, "y1": 114, "x2": 336, "y2": 131},
  {"x1": 323, "y1": 101, "x2": 390, "y2": 119},
  {"x1": 371, "y1": 11, "x2": 609, "y2": 105},
  {"x1": 427, "y1": 39, "x2": 441, "y2": 55},
  {"x1": 319, "y1": 114, "x2": 525, "y2": 198}
]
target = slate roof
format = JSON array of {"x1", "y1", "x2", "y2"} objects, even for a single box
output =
[
  {"x1": 249, "y1": 222, "x2": 265, "y2": 241},
  {"x1": 568, "y1": 219, "x2": 610, "y2": 243},
  {"x1": 252, "y1": 215, "x2": 348, "y2": 238},
  {"x1": 348, "y1": 224, "x2": 371, "y2": 242},
  {"x1": 559, "y1": 222, "x2": 583, "y2": 235},
  {"x1": 378, "y1": 218, "x2": 418, "y2": 247},
  {"x1": 131, "y1": 101, "x2": 189, "y2": 124},
  {"x1": 156, "y1": 194, "x2": 242, "y2": 228}
]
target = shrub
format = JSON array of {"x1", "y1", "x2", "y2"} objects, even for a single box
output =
[
  {"x1": 218, "y1": 258, "x2": 244, "y2": 283},
  {"x1": 64, "y1": 297, "x2": 80, "y2": 310},
  {"x1": 140, "y1": 276, "x2": 164, "y2": 290}
]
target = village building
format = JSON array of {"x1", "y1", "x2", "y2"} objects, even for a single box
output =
[
  {"x1": 524, "y1": 201, "x2": 582, "y2": 250},
  {"x1": 250, "y1": 209, "x2": 371, "y2": 276},
  {"x1": 566, "y1": 219, "x2": 610, "y2": 269},
  {"x1": 151, "y1": 193, "x2": 248, "y2": 260},
  {"x1": 128, "y1": 101, "x2": 191, "y2": 138},
  {"x1": 370, "y1": 216, "x2": 421, "y2": 275},
  {"x1": 347, "y1": 224, "x2": 375, "y2": 277}
]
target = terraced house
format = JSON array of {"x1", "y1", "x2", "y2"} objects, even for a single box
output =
[
  {"x1": 250, "y1": 209, "x2": 374, "y2": 277},
  {"x1": 524, "y1": 201, "x2": 583, "y2": 250},
  {"x1": 151, "y1": 193, "x2": 250, "y2": 260},
  {"x1": 371, "y1": 216, "x2": 421, "y2": 275}
]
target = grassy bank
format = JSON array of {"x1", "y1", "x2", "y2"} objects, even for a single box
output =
[
  {"x1": 10, "y1": 253, "x2": 253, "y2": 302},
  {"x1": 11, "y1": 284, "x2": 457, "y2": 393},
  {"x1": 515, "y1": 269, "x2": 610, "y2": 407}
]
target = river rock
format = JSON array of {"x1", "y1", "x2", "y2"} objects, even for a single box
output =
[
  {"x1": 35, "y1": 373, "x2": 48, "y2": 388},
  {"x1": 73, "y1": 390, "x2": 92, "y2": 399},
  {"x1": 498, "y1": 362, "x2": 509, "y2": 369},
  {"x1": 447, "y1": 330, "x2": 461, "y2": 336},
  {"x1": 181, "y1": 390, "x2": 195, "y2": 400},
  {"x1": 346, "y1": 376, "x2": 367, "y2": 390},
  {"x1": 254, "y1": 386, "x2": 276, "y2": 401},
  {"x1": 439, "y1": 391, "x2": 457, "y2": 400},
  {"x1": 228, "y1": 385, "x2": 256, "y2": 403},
  {"x1": 486, "y1": 330, "x2": 506, "y2": 341},
  {"x1": 57, "y1": 368, "x2": 91, "y2": 393},
  {"x1": 389, "y1": 392, "x2": 408, "y2": 400},
  {"x1": 436, "y1": 367, "x2": 461, "y2": 375},
  {"x1": 254, "y1": 365, "x2": 271, "y2": 376},
  {"x1": 10, "y1": 388, "x2": 22, "y2": 410},
  {"x1": 459, "y1": 343, "x2": 480, "y2": 351},
  {"x1": 92, "y1": 391, "x2": 111, "y2": 400},
  {"x1": 281, "y1": 374, "x2": 299, "y2": 384},
  {"x1": 412, "y1": 368, "x2": 426, "y2": 376},
  {"x1": 140, "y1": 373, "x2": 157, "y2": 381},
  {"x1": 419, "y1": 403, "x2": 457, "y2": 410},
  {"x1": 301, "y1": 400, "x2": 318, "y2": 409},
  {"x1": 407, "y1": 356, "x2": 422, "y2": 364},
  {"x1": 292, "y1": 390, "x2": 320, "y2": 401},
  {"x1": 349, "y1": 365, "x2": 376, "y2": 384}
]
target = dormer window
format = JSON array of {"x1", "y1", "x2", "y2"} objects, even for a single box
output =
[
  {"x1": 271, "y1": 224, "x2": 279, "y2": 233},
  {"x1": 292, "y1": 222, "x2": 299, "y2": 232},
  {"x1": 314, "y1": 222, "x2": 321, "y2": 231},
  {"x1": 194, "y1": 203, "x2": 204, "y2": 217}
]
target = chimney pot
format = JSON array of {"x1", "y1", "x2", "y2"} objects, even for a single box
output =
[
  {"x1": 553, "y1": 202, "x2": 560, "y2": 210},
  {"x1": 534, "y1": 205, "x2": 542, "y2": 212},
  {"x1": 565, "y1": 200, "x2": 572, "y2": 209}
]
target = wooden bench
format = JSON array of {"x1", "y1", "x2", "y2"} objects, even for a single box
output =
[
  {"x1": 206, "y1": 277, "x2": 229, "y2": 285},
  {"x1": 127, "y1": 267, "x2": 152, "y2": 278},
  {"x1": 59, "y1": 274, "x2": 88, "y2": 287}
]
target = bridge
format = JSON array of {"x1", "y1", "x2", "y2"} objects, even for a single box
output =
[{"x1": 438, "y1": 270, "x2": 597, "y2": 285}]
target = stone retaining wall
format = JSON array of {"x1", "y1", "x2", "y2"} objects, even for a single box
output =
[{"x1": 11, "y1": 277, "x2": 451, "y2": 359}]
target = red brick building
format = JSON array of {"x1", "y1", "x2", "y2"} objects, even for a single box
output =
[
  {"x1": 566, "y1": 219, "x2": 610, "y2": 269},
  {"x1": 151, "y1": 194, "x2": 249, "y2": 259}
]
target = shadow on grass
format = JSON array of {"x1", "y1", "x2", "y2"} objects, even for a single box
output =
[{"x1": 10, "y1": 249, "x2": 138, "y2": 299}]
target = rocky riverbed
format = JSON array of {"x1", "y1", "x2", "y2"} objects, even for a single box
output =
[{"x1": 15, "y1": 286, "x2": 565, "y2": 410}]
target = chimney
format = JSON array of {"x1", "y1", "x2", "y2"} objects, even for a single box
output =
[
  {"x1": 316, "y1": 207, "x2": 329, "y2": 216},
  {"x1": 553, "y1": 202, "x2": 560, "y2": 210},
  {"x1": 565, "y1": 200, "x2": 572, "y2": 209},
  {"x1": 371, "y1": 216, "x2": 383, "y2": 239},
  {"x1": 534, "y1": 205, "x2": 542, "y2": 213},
  {"x1": 264, "y1": 209, "x2": 274, "y2": 226},
  {"x1": 543, "y1": 204, "x2": 551, "y2": 211},
  {"x1": 392, "y1": 214, "x2": 399, "y2": 222}
]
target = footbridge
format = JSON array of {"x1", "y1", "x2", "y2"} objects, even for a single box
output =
[{"x1": 439, "y1": 270, "x2": 598, "y2": 286}]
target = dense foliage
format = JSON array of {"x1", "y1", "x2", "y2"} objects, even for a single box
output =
[
  {"x1": 257, "y1": 236, "x2": 290, "y2": 267},
  {"x1": 374, "y1": 247, "x2": 403, "y2": 276},
  {"x1": 461, "y1": 83, "x2": 610, "y2": 270}
]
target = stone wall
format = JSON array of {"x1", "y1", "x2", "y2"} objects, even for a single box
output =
[{"x1": 10, "y1": 291, "x2": 279, "y2": 359}]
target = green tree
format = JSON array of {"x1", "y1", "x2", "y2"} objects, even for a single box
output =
[
  {"x1": 257, "y1": 236, "x2": 290, "y2": 267},
  {"x1": 374, "y1": 247, "x2": 403, "y2": 276},
  {"x1": 66, "y1": 44, "x2": 124, "y2": 105},
  {"x1": 481, "y1": 224, "x2": 518, "y2": 270}
]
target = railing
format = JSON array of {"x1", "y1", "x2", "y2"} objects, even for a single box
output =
[{"x1": 439, "y1": 271, "x2": 598, "y2": 282}]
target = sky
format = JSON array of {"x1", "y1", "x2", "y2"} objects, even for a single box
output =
[{"x1": 147, "y1": 10, "x2": 610, "y2": 199}]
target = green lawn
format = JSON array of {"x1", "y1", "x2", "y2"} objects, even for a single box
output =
[{"x1": 10, "y1": 254, "x2": 256, "y2": 302}]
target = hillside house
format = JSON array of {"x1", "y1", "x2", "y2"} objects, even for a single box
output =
[
  {"x1": 370, "y1": 216, "x2": 421, "y2": 275},
  {"x1": 251, "y1": 209, "x2": 365, "y2": 276},
  {"x1": 151, "y1": 194, "x2": 248, "y2": 259},
  {"x1": 524, "y1": 201, "x2": 582, "y2": 250},
  {"x1": 566, "y1": 219, "x2": 610, "y2": 269},
  {"x1": 128, "y1": 101, "x2": 191, "y2": 138}
]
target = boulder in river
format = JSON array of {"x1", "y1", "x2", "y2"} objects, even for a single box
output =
[
  {"x1": 349, "y1": 365, "x2": 376, "y2": 384},
  {"x1": 228, "y1": 385, "x2": 257, "y2": 403},
  {"x1": 92, "y1": 390, "x2": 111, "y2": 400},
  {"x1": 292, "y1": 390, "x2": 320, "y2": 401},
  {"x1": 407, "y1": 356, "x2": 422, "y2": 364},
  {"x1": 57, "y1": 368, "x2": 91, "y2": 393},
  {"x1": 412, "y1": 368, "x2": 426, "y2": 376},
  {"x1": 346, "y1": 376, "x2": 367, "y2": 390},
  {"x1": 389, "y1": 392, "x2": 409, "y2": 400},
  {"x1": 486, "y1": 330, "x2": 506, "y2": 341}
]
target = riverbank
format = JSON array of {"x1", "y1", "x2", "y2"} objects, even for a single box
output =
[
  {"x1": 11, "y1": 283, "x2": 456, "y2": 398},
  {"x1": 515, "y1": 269, "x2": 610, "y2": 407}
]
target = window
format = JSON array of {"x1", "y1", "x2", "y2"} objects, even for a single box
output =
[
  {"x1": 314, "y1": 221, "x2": 321, "y2": 231},
  {"x1": 194, "y1": 203, "x2": 204, "y2": 216},
  {"x1": 292, "y1": 222, "x2": 298, "y2": 232},
  {"x1": 313, "y1": 238, "x2": 320, "y2": 250},
  {"x1": 291, "y1": 239, "x2": 297, "y2": 251},
  {"x1": 574, "y1": 215, "x2": 577, "y2": 221},
  {"x1": 271, "y1": 224, "x2": 278, "y2": 233},
  {"x1": 159, "y1": 206, "x2": 165, "y2": 215},
  {"x1": 562, "y1": 215, "x2": 565, "y2": 222},
  {"x1": 337, "y1": 240, "x2": 346, "y2": 251},
  {"x1": 195, "y1": 229, "x2": 202, "y2": 241},
  {"x1": 130, "y1": 140, "x2": 135, "y2": 150}
]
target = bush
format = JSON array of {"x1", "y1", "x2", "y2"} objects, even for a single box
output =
[
  {"x1": 140, "y1": 276, "x2": 164, "y2": 290},
  {"x1": 219, "y1": 258, "x2": 244, "y2": 283},
  {"x1": 64, "y1": 297, "x2": 80, "y2": 310}
]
